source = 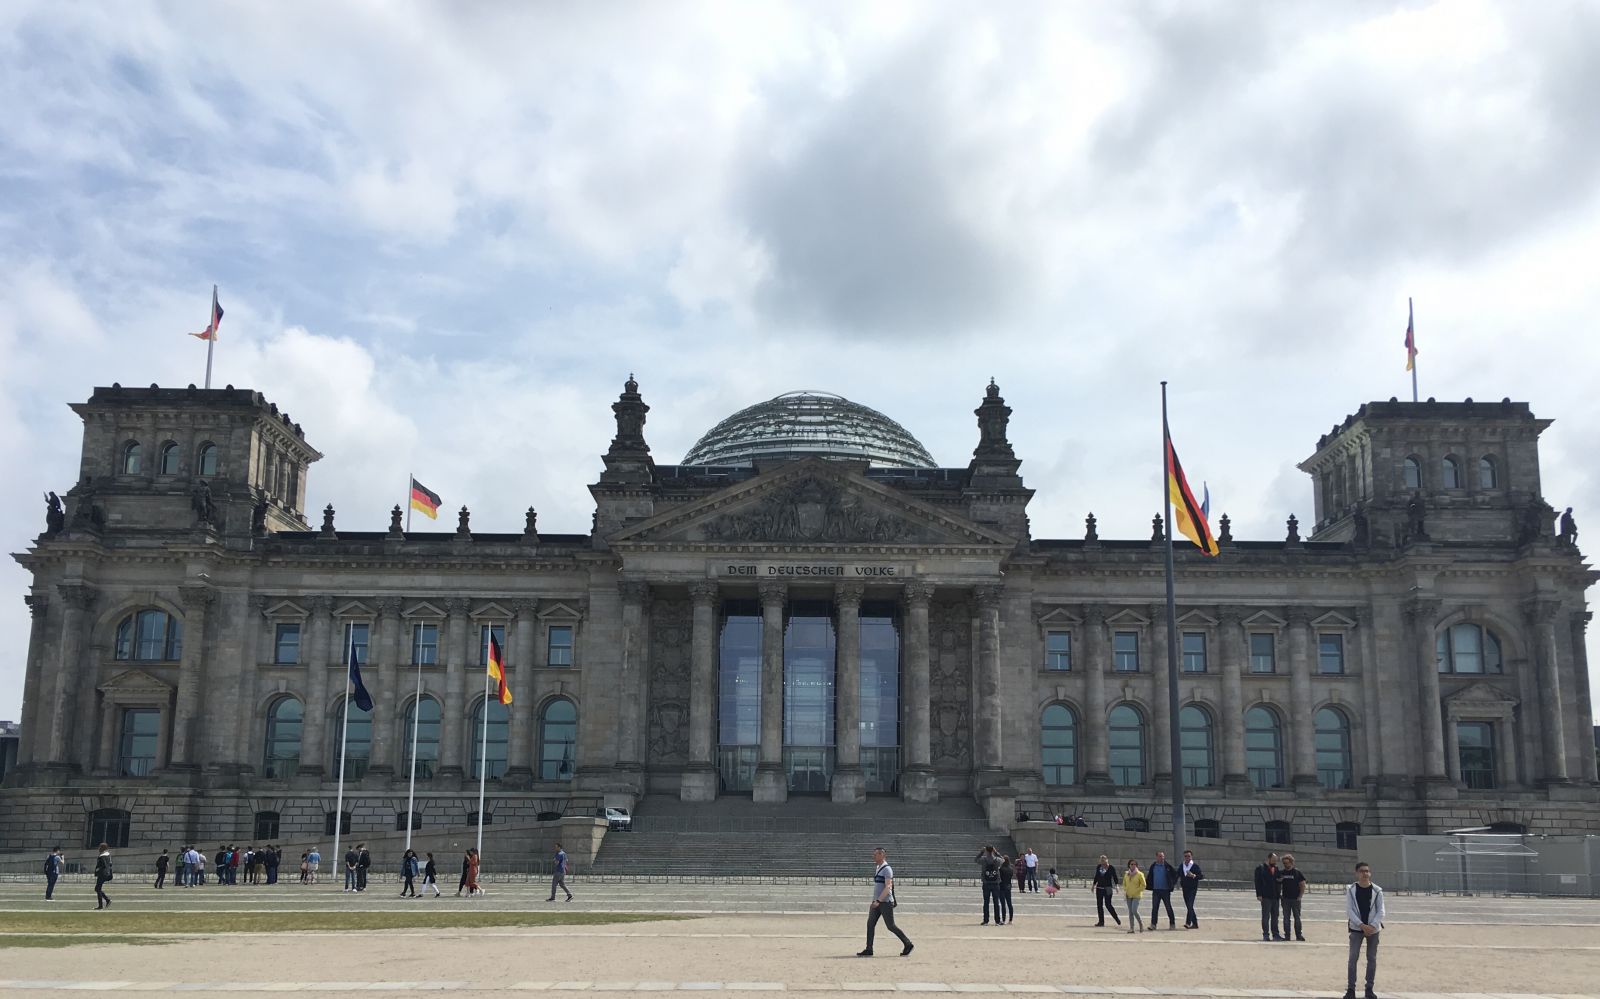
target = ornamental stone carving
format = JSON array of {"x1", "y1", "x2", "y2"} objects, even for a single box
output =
[
  {"x1": 688, "y1": 581, "x2": 719, "y2": 605},
  {"x1": 307, "y1": 595, "x2": 334, "y2": 615},
  {"x1": 702, "y1": 477, "x2": 933, "y2": 544},
  {"x1": 56, "y1": 583, "x2": 96, "y2": 611},
  {"x1": 376, "y1": 597, "x2": 403, "y2": 618},
  {"x1": 906, "y1": 582, "x2": 936, "y2": 607},
  {"x1": 757, "y1": 580, "x2": 787, "y2": 606},
  {"x1": 834, "y1": 582, "x2": 865, "y2": 606},
  {"x1": 930, "y1": 602, "x2": 973, "y2": 771},
  {"x1": 646, "y1": 597, "x2": 692, "y2": 767},
  {"x1": 619, "y1": 580, "x2": 651, "y2": 604}
]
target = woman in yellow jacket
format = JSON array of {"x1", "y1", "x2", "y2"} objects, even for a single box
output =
[{"x1": 1123, "y1": 860, "x2": 1147, "y2": 934}]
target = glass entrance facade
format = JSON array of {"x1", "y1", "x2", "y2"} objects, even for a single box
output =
[
  {"x1": 717, "y1": 601, "x2": 762, "y2": 792},
  {"x1": 783, "y1": 601, "x2": 836, "y2": 793},
  {"x1": 858, "y1": 603, "x2": 901, "y2": 793}
]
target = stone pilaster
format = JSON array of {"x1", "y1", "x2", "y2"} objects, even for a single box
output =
[
  {"x1": 615, "y1": 581, "x2": 650, "y2": 783},
  {"x1": 169, "y1": 583, "x2": 214, "y2": 771},
  {"x1": 1523, "y1": 598, "x2": 1569, "y2": 787},
  {"x1": 1405, "y1": 596, "x2": 1452, "y2": 797},
  {"x1": 1081, "y1": 605, "x2": 1111, "y2": 792},
  {"x1": 900, "y1": 582, "x2": 937, "y2": 802},
  {"x1": 971, "y1": 585, "x2": 1004, "y2": 789},
  {"x1": 504, "y1": 599, "x2": 538, "y2": 783},
  {"x1": 682, "y1": 582, "x2": 720, "y2": 802},
  {"x1": 1571, "y1": 612, "x2": 1598, "y2": 785},
  {"x1": 831, "y1": 582, "x2": 865, "y2": 804},
  {"x1": 298, "y1": 596, "x2": 333, "y2": 778},
  {"x1": 18, "y1": 593, "x2": 49, "y2": 768},
  {"x1": 230, "y1": 593, "x2": 271, "y2": 775},
  {"x1": 1148, "y1": 605, "x2": 1171, "y2": 795},
  {"x1": 367, "y1": 597, "x2": 403, "y2": 780},
  {"x1": 437, "y1": 598, "x2": 470, "y2": 781},
  {"x1": 1217, "y1": 606, "x2": 1250, "y2": 794},
  {"x1": 753, "y1": 580, "x2": 788, "y2": 803},
  {"x1": 1354, "y1": 607, "x2": 1382, "y2": 792},
  {"x1": 1286, "y1": 608, "x2": 1319, "y2": 791}
]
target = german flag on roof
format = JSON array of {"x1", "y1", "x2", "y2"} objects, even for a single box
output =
[{"x1": 409, "y1": 477, "x2": 441, "y2": 520}]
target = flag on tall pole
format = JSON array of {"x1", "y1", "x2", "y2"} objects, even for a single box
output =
[
  {"x1": 486, "y1": 632, "x2": 513, "y2": 706},
  {"x1": 1404, "y1": 298, "x2": 1419, "y2": 402},
  {"x1": 1159, "y1": 381, "x2": 1192, "y2": 868},
  {"x1": 189, "y1": 285, "x2": 224, "y2": 389},
  {"x1": 410, "y1": 478, "x2": 442, "y2": 521},
  {"x1": 1166, "y1": 432, "x2": 1219, "y2": 557}
]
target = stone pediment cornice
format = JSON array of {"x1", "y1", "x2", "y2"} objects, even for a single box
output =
[
  {"x1": 609, "y1": 458, "x2": 1015, "y2": 550},
  {"x1": 1443, "y1": 680, "x2": 1519, "y2": 707},
  {"x1": 99, "y1": 668, "x2": 174, "y2": 702}
]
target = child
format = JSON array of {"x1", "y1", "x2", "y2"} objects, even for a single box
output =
[
  {"x1": 1045, "y1": 868, "x2": 1060, "y2": 897},
  {"x1": 1123, "y1": 860, "x2": 1146, "y2": 934},
  {"x1": 421, "y1": 852, "x2": 442, "y2": 898}
]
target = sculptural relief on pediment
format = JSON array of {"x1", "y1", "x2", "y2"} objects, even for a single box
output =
[{"x1": 698, "y1": 476, "x2": 936, "y2": 545}]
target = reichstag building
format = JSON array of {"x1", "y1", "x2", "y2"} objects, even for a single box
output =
[{"x1": 3, "y1": 378, "x2": 1596, "y2": 854}]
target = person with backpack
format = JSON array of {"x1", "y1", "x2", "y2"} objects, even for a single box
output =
[
  {"x1": 93, "y1": 843, "x2": 114, "y2": 910},
  {"x1": 43, "y1": 846, "x2": 63, "y2": 901},
  {"x1": 974, "y1": 845, "x2": 1003, "y2": 926},
  {"x1": 155, "y1": 849, "x2": 169, "y2": 889},
  {"x1": 400, "y1": 850, "x2": 419, "y2": 897}
]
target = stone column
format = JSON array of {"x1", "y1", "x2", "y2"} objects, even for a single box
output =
[
  {"x1": 438, "y1": 598, "x2": 470, "y2": 781},
  {"x1": 229, "y1": 594, "x2": 271, "y2": 775},
  {"x1": 299, "y1": 596, "x2": 333, "y2": 778},
  {"x1": 1404, "y1": 596, "x2": 1450, "y2": 793},
  {"x1": 615, "y1": 581, "x2": 650, "y2": 782},
  {"x1": 832, "y1": 582, "x2": 865, "y2": 804},
  {"x1": 1148, "y1": 607, "x2": 1172, "y2": 794},
  {"x1": 753, "y1": 580, "x2": 788, "y2": 803},
  {"x1": 1081, "y1": 605, "x2": 1111, "y2": 791},
  {"x1": 169, "y1": 583, "x2": 214, "y2": 770},
  {"x1": 1286, "y1": 608, "x2": 1319, "y2": 790},
  {"x1": 367, "y1": 598, "x2": 403, "y2": 780},
  {"x1": 1524, "y1": 599, "x2": 1569, "y2": 786},
  {"x1": 899, "y1": 582, "x2": 937, "y2": 802},
  {"x1": 1217, "y1": 606, "x2": 1249, "y2": 793},
  {"x1": 18, "y1": 593, "x2": 49, "y2": 768},
  {"x1": 1354, "y1": 607, "x2": 1382, "y2": 791},
  {"x1": 96, "y1": 698, "x2": 118, "y2": 774},
  {"x1": 1571, "y1": 612, "x2": 1598, "y2": 784},
  {"x1": 505, "y1": 599, "x2": 538, "y2": 784},
  {"x1": 972, "y1": 585, "x2": 1005, "y2": 785},
  {"x1": 682, "y1": 582, "x2": 720, "y2": 802}
]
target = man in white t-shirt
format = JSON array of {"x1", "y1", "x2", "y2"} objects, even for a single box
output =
[
  {"x1": 858, "y1": 847, "x2": 913, "y2": 957},
  {"x1": 1023, "y1": 849, "x2": 1040, "y2": 892}
]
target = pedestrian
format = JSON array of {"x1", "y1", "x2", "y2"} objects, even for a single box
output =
[
  {"x1": 299, "y1": 852, "x2": 310, "y2": 884},
  {"x1": 975, "y1": 845, "x2": 1003, "y2": 926},
  {"x1": 457, "y1": 848, "x2": 471, "y2": 896},
  {"x1": 344, "y1": 845, "x2": 359, "y2": 892},
  {"x1": 155, "y1": 848, "x2": 169, "y2": 889},
  {"x1": 43, "y1": 845, "x2": 63, "y2": 901},
  {"x1": 1091, "y1": 854, "x2": 1121, "y2": 927},
  {"x1": 229, "y1": 844, "x2": 242, "y2": 884},
  {"x1": 422, "y1": 852, "x2": 442, "y2": 897},
  {"x1": 400, "y1": 849, "x2": 419, "y2": 897},
  {"x1": 1343, "y1": 861, "x2": 1385, "y2": 999},
  {"x1": 1179, "y1": 849, "x2": 1203, "y2": 929},
  {"x1": 547, "y1": 842, "x2": 573, "y2": 902},
  {"x1": 1147, "y1": 850, "x2": 1178, "y2": 929},
  {"x1": 1045, "y1": 868, "x2": 1060, "y2": 897},
  {"x1": 266, "y1": 845, "x2": 281, "y2": 885},
  {"x1": 1024, "y1": 848, "x2": 1040, "y2": 892},
  {"x1": 466, "y1": 848, "x2": 482, "y2": 897},
  {"x1": 178, "y1": 845, "x2": 193, "y2": 888},
  {"x1": 93, "y1": 842, "x2": 114, "y2": 910},
  {"x1": 356, "y1": 843, "x2": 371, "y2": 892},
  {"x1": 307, "y1": 846, "x2": 321, "y2": 884},
  {"x1": 1254, "y1": 852, "x2": 1283, "y2": 941},
  {"x1": 1122, "y1": 859, "x2": 1146, "y2": 934},
  {"x1": 998, "y1": 853, "x2": 1016, "y2": 924},
  {"x1": 1278, "y1": 854, "x2": 1308, "y2": 942},
  {"x1": 856, "y1": 846, "x2": 914, "y2": 957},
  {"x1": 1014, "y1": 850, "x2": 1027, "y2": 895}
]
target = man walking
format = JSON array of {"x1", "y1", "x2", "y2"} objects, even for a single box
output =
[
  {"x1": 975, "y1": 845, "x2": 1003, "y2": 925},
  {"x1": 1343, "y1": 861, "x2": 1385, "y2": 999},
  {"x1": 857, "y1": 847, "x2": 913, "y2": 957},
  {"x1": 547, "y1": 842, "x2": 573, "y2": 902},
  {"x1": 1278, "y1": 854, "x2": 1308, "y2": 941},
  {"x1": 1179, "y1": 849, "x2": 1203, "y2": 929},
  {"x1": 155, "y1": 849, "x2": 169, "y2": 889},
  {"x1": 1254, "y1": 852, "x2": 1283, "y2": 941},
  {"x1": 43, "y1": 846, "x2": 63, "y2": 901},
  {"x1": 1147, "y1": 851, "x2": 1179, "y2": 929},
  {"x1": 1024, "y1": 847, "x2": 1040, "y2": 892}
]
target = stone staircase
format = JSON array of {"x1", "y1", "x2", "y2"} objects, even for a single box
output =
[{"x1": 591, "y1": 795, "x2": 1015, "y2": 878}]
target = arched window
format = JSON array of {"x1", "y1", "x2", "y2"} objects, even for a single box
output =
[
  {"x1": 263, "y1": 697, "x2": 303, "y2": 778},
  {"x1": 1123, "y1": 817, "x2": 1150, "y2": 833},
  {"x1": 1442, "y1": 455, "x2": 1462, "y2": 489},
  {"x1": 1245, "y1": 706, "x2": 1284, "y2": 789},
  {"x1": 1436, "y1": 623, "x2": 1503, "y2": 674},
  {"x1": 1314, "y1": 707, "x2": 1353, "y2": 790},
  {"x1": 254, "y1": 811, "x2": 280, "y2": 841},
  {"x1": 1179, "y1": 705, "x2": 1214, "y2": 788},
  {"x1": 114, "y1": 610, "x2": 183, "y2": 661},
  {"x1": 1403, "y1": 456, "x2": 1421, "y2": 490},
  {"x1": 332, "y1": 700, "x2": 372, "y2": 780},
  {"x1": 1336, "y1": 821, "x2": 1361, "y2": 851},
  {"x1": 402, "y1": 696, "x2": 441, "y2": 779},
  {"x1": 158, "y1": 441, "x2": 180, "y2": 475},
  {"x1": 472, "y1": 698, "x2": 510, "y2": 779},
  {"x1": 1264, "y1": 819, "x2": 1293, "y2": 845},
  {"x1": 1193, "y1": 818, "x2": 1221, "y2": 839},
  {"x1": 86, "y1": 808, "x2": 131, "y2": 849},
  {"x1": 197, "y1": 442, "x2": 218, "y2": 476},
  {"x1": 539, "y1": 698, "x2": 578, "y2": 781},
  {"x1": 121, "y1": 441, "x2": 142, "y2": 475},
  {"x1": 1108, "y1": 705, "x2": 1145, "y2": 786},
  {"x1": 1040, "y1": 704, "x2": 1077, "y2": 785},
  {"x1": 1478, "y1": 455, "x2": 1497, "y2": 489}
]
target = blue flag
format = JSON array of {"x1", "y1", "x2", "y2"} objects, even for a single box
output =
[{"x1": 348, "y1": 636, "x2": 373, "y2": 712}]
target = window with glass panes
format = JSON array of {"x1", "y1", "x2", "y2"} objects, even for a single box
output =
[
  {"x1": 1108, "y1": 705, "x2": 1145, "y2": 785},
  {"x1": 547, "y1": 625, "x2": 574, "y2": 666},
  {"x1": 402, "y1": 698, "x2": 440, "y2": 778},
  {"x1": 335, "y1": 702, "x2": 373, "y2": 779},
  {"x1": 274, "y1": 622, "x2": 301, "y2": 664},
  {"x1": 472, "y1": 698, "x2": 510, "y2": 779},
  {"x1": 411, "y1": 623, "x2": 439, "y2": 665},
  {"x1": 343, "y1": 622, "x2": 369, "y2": 665},
  {"x1": 1249, "y1": 633, "x2": 1276, "y2": 673},
  {"x1": 1318, "y1": 633, "x2": 1345, "y2": 674},
  {"x1": 540, "y1": 699, "x2": 577, "y2": 780},
  {"x1": 115, "y1": 610, "x2": 183, "y2": 661},
  {"x1": 1040, "y1": 704, "x2": 1077, "y2": 785},
  {"x1": 1112, "y1": 632, "x2": 1139, "y2": 672},
  {"x1": 1045, "y1": 630, "x2": 1071, "y2": 671},
  {"x1": 119, "y1": 709, "x2": 159, "y2": 776},
  {"x1": 1245, "y1": 706, "x2": 1284, "y2": 788},
  {"x1": 479, "y1": 623, "x2": 506, "y2": 665},
  {"x1": 1457, "y1": 721, "x2": 1497, "y2": 789},
  {"x1": 1179, "y1": 705, "x2": 1214, "y2": 787},
  {"x1": 1314, "y1": 707, "x2": 1352, "y2": 789},
  {"x1": 1181, "y1": 632, "x2": 1207, "y2": 673},
  {"x1": 1436, "y1": 624, "x2": 1503, "y2": 674},
  {"x1": 263, "y1": 697, "x2": 303, "y2": 778}
]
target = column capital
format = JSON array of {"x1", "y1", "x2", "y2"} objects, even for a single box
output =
[
  {"x1": 510, "y1": 598, "x2": 539, "y2": 617},
  {"x1": 1353, "y1": 605, "x2": 1373, "y2": 628},
  {"x1": 757, "y1": 580, "x2": 787, "y2": 606},
  {"x1": 1403, "y1": 596, "x2": 1442, "y2": 624},
  {"x1": 1081, "y1": 603, "x2": 1106, "y2": 627},
  {"x1": 178, "y1": 583, "x2": 215, "y2": 611},
  {"x1": 689, "y1": 581, "x2": 720, "y2": 605},
  {"x1": 445, "y1": 597, "x2": 471, "y2": 616},
  {"x1": 905, "y1": 581, "x2": 936, "y2": 607},
  {"x1": 375, "y1": 597, "x2": 403, "y2": 618},
  {"x1": 1521, "y1": 597, "x2": 1562, "y2": 626},
  {"x1": 56, "y1": 582, "x2": 96, "y2": 612},
  {"x1": 834, "y1": 582, "x2": 865, "y2": 607},
  {"x1": 25, "y1": 592, "x2": 49, "y2": 617},
  {"x1": 619, "y1": 580, "x2": 651, "y2": 604},
  {"x1": 1216, "y1": 604, "x2": 1249, "y2": 626},
  {"x1": 1284, "y1": 606, "x2": 1314, "y2": 628},
  {"x1": 247, "y1": 594, "x2": 271, "y2": 614},
  {"x1": 306, "y1": 594, "x2": 335, "y2": 615}
]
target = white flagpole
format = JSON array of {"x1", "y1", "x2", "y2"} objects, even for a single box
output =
[
  {"x1": 476, "y1": 641, "x2": 492, "y2": 867},
  {"x1": 204, "y1": 285, "x2": 217, "y2": 390},
  {"x1": 405, "y1": 475, "x2": 413, "y2": 534},
  {"x1": 405, "y1": 649, "x2": 421, "y2": 853},
  {"x1": 331, "y1": 624, "x2": 352, "y2": 889},
  {"x1": 1409, "y1": 298, "x2": 1419, "y2": 403}
]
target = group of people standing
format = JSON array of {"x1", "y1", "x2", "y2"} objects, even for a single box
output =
[
  {"x1": 154, "y1": 844, "x2": 287, "y2": 887},
  {"x1": 973, "y1": 845, "x2": 1042, "y2": 925},
  {"x1": 1092, "y1": 850, "x2": 1203, "y2": 932}
]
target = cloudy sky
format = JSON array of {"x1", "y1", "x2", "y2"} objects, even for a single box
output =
[{"x1": 2, "y1": 1, "x2": 1598, "y2": 723}]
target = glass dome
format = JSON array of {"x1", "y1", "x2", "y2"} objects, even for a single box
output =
[{"x1": 681, "y1": 391, "x2": 937, "y2": 468}]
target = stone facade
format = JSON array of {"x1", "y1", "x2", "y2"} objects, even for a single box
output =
[{"x1": 3, "y1": 380, "x2": 1597, "y2": 855}]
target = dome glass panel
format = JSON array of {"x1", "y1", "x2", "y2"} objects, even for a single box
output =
[{"x1": 681, "y1": 391, "x2": 936, "y2": 468}]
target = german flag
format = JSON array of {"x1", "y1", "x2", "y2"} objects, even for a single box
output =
[
  {"x1": 486, "y1": 631, "x2": 512, "y2": 706},
  {"x1": 409, "y1": 477, "x2": 441, "y2": 520},
  {"x1": 1166, "y1": 431, "x2": 1219, "y2": 556}
]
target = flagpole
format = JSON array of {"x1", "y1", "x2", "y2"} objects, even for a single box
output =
[
  {"x1": 405, "y1": 653, "x2": 421, "y2": 853},
  {"x1": 1160, "y1": 381, "x2": 1187, "y2": 863},
  {"x1": 406, "y1": 475, "x2": 413, "y2": 534},
  {"x1": 331, "y1": 624, "x2": 352, "y2": 889},
  {"x1": 476, "y1": 646, "x2": 492, "y2": 871},
  {"x1": 203, "y1": 285, "x2": 217, "y2": 390},
  {"x1": 1409, "y1": 298, "x2": 1418, "y2": 403}
]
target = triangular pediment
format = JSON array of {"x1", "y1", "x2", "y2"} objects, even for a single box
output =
[
  {"x1": 610, "y1": 458, "x2": 1014, "y2": 549},
  {"x1": 537, "y1": 600, "x2": 584, "y2": 622},
  {"x1": 471, "y1": 601, "x2": 512, "y2": 621},
  {"x1": 263, "y1": 599, "x2": 305, "y2": 619},
  {"x1": 99, "y1": 669, "x2": 173, "y2": 700},
  {"x1": 404, "y1": 600, "x2": 446, "y2": 620},
  {"x1": 1445, "y1": 681, "x2": 1519, "y2": 707}
]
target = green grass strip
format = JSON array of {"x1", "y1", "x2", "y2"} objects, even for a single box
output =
[{"x1": 0, "y1": 911, "x2": 690, "y2": 935}]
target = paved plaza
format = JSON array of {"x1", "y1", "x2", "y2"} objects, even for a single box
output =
[{"x1": 1, "y1": 878, "x2": 1597, "y2": 999}]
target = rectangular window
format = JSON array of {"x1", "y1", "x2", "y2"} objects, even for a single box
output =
[
  {"x1": 479, "y1": 623, "x2": 507, "y2": 666},
  {"x1": 411, "y1": 623, "x2": 438, "y2": 665},
  {"x1": 547, "y1": 625, "x2": 574, "y2": 666},
  {"x1": 1318, "y1": 633, "x2": 1345, "y2": 674},
  {"x1": 118, "y1": 708, "x2": 159, "y2": 777},
  {"x1": 343, "y1": 622, "x2": 369, "y2": 665},
  {"x1": 324, "y1": 811, "x2": 351, "y2": 837},
  {"x1": 1458, "y1": 721, "x2": 1497, "y2": 790},
  {"x1": 273, "y1": 623, "x2": 300, "y2": 665},
  {"x1": 254, "y1": 811, "x2": 280, "y2": 841},
  {"x1": 1249, "y1": 633, "x2": 1276, "y2": 674},
  {"x1": 1181, "y1": 632, "x2": 1207, "y2": 673},
  {"x1": 1112, "y1": 631, "x2": 1139, "y2": 672},
  {"x1": 1044, "y1": 630, "x2": 1071, "y2": 671}
]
